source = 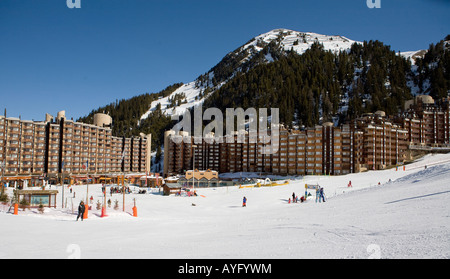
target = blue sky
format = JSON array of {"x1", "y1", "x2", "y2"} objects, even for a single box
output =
[{"x1": 0, "y1": 0, "x2": 449, "y2": 121}]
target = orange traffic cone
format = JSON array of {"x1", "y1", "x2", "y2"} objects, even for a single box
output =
[
  {"x1": 13, "y1": 203, "x2": 18, "y2": 215},
  {"x1": 83, "y1": 204, "x2": 88, "y2": 219},
  {"x1": 132, "y1": 206, "x2": 137, "y2": 217},
  {"x1": 101, "y1": 206, "x2": 107, "y2": 218}
]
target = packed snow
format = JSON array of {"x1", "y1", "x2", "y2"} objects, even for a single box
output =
[{"x1": 1, "y1": 153, "x2": 449, "y2": 259}]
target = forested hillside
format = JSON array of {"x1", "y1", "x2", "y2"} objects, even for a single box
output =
[
  {"x1": 414, "y1": 37, "x2": 450, "y2": 100},
  {"x1": 77, "y1": 83, "x2": 182, "y2": 149},
  {"x1": 204, "y1": 40, "x2": 414, "y2": 127}
]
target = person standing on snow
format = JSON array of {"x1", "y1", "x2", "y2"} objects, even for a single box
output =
[
  {"x1": 242, "y1": 196, "x2": 247, "y2": 207},
  {"x1": 76, "y1": 201, "x2": 85, "y2": 221},
  {"x1": 316, "y1": 187, "x2": 320, "y2": 203},
  {"x1": 320, "y1": 187, "x2": 326, "y2": 202},
  {"x1": 292, "y1": 192, "x2": 296, "y2": 203}
]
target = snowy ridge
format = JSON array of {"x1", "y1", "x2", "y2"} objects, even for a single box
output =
[{"x1": 243, "y1": 28, "x2": 359, "y2": 56}]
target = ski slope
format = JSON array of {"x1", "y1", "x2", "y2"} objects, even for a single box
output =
[{"x1": 1, "y1": 153, "x2": 449, "y2": 259}]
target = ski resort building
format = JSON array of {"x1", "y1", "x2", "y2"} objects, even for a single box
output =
[
  {"x1": 163, "y1": 97, "x2": 450, "y2": 177},
  {"x1": 402, "y1": 95, "x2": 450, "y2": 147},
  {"x1": 163, "y1": 118, "x2": 407, "y2": 177},
  {"x1": 355, "y1": 112, "x2": 409, "y2": 171},
  {"x1": 0, "y1": 111, "x2": 151, "y2": 187}
]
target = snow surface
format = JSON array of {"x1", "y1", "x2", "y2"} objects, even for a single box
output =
[
  {"x1": 243, "y1": 29, "x2": 358, "y2": 55},
  {"x1": 140, "y1": 81, "x2": 204, "y2": 119},
  {"x1": 1, "y1": 153, "x2": 449, "y2": 259}
]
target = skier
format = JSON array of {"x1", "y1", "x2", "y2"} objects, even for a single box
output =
[
  {"x1": 348, "y1": 180, "x2": 352, "y2": 187},
  {"x1": 316, "y1": 187, "x2": 320, "y2": 203},
  {"x1": 76, "y1": 201, "x2": 85, "y2": 221},
  {"x1": 320, "y1": 187, "x2": 326, "y2": 202},
  {"x1": 242, "y1": 196, "x2": 247, "y2": 207},
  {"x1": 292, "y1": 192, "x2": 296, "y2": 203}
]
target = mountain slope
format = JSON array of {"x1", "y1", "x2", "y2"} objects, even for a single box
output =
[
  {"x1": 140, "y1": 29, "x2": 361, "y2": 119},
  {"x1": 146, "y1": 33, "x2": 449, "y2": 129},
  {"x1": 203, "y1": 40, "x2": 415, "y2": 126}
]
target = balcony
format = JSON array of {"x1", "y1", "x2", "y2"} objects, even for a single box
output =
[{"x1": 7, "y1": 143, "x2": 20, "y2": 148}]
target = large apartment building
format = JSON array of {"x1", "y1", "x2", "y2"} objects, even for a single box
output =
[
  {"x1": 163, "y1": 116, "x2": 409, "y2": 177},
  {"x1": 164, "y1": 96, "x2": 450, "y2": 177},
  {"x1": 161, "y1": 95, "x2": 450, "y2": 178},
  {"x1": 0, "y1": 117, "x2": 47, "y2": 177},
  {"x1": 356, "y1": 112, "x2": 409, "y2": 171},
  {"x1": 0, "y1": 111, "x2": 151, "y2": 186},
  {"x1": 402, "y1": 95, "x2": 450, "y2": 146}
]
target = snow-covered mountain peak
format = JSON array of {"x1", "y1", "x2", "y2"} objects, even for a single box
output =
[{"x1": 245, "y1": 29, "x2": 360, "y2": 56}]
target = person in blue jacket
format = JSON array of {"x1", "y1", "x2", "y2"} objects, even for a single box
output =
[
  {"x1": 242, "y1": 196, "x2": 247, "y2": 207},
  {"x1": 320, "y1": 187, "x2": 326, "y2": 202}
]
